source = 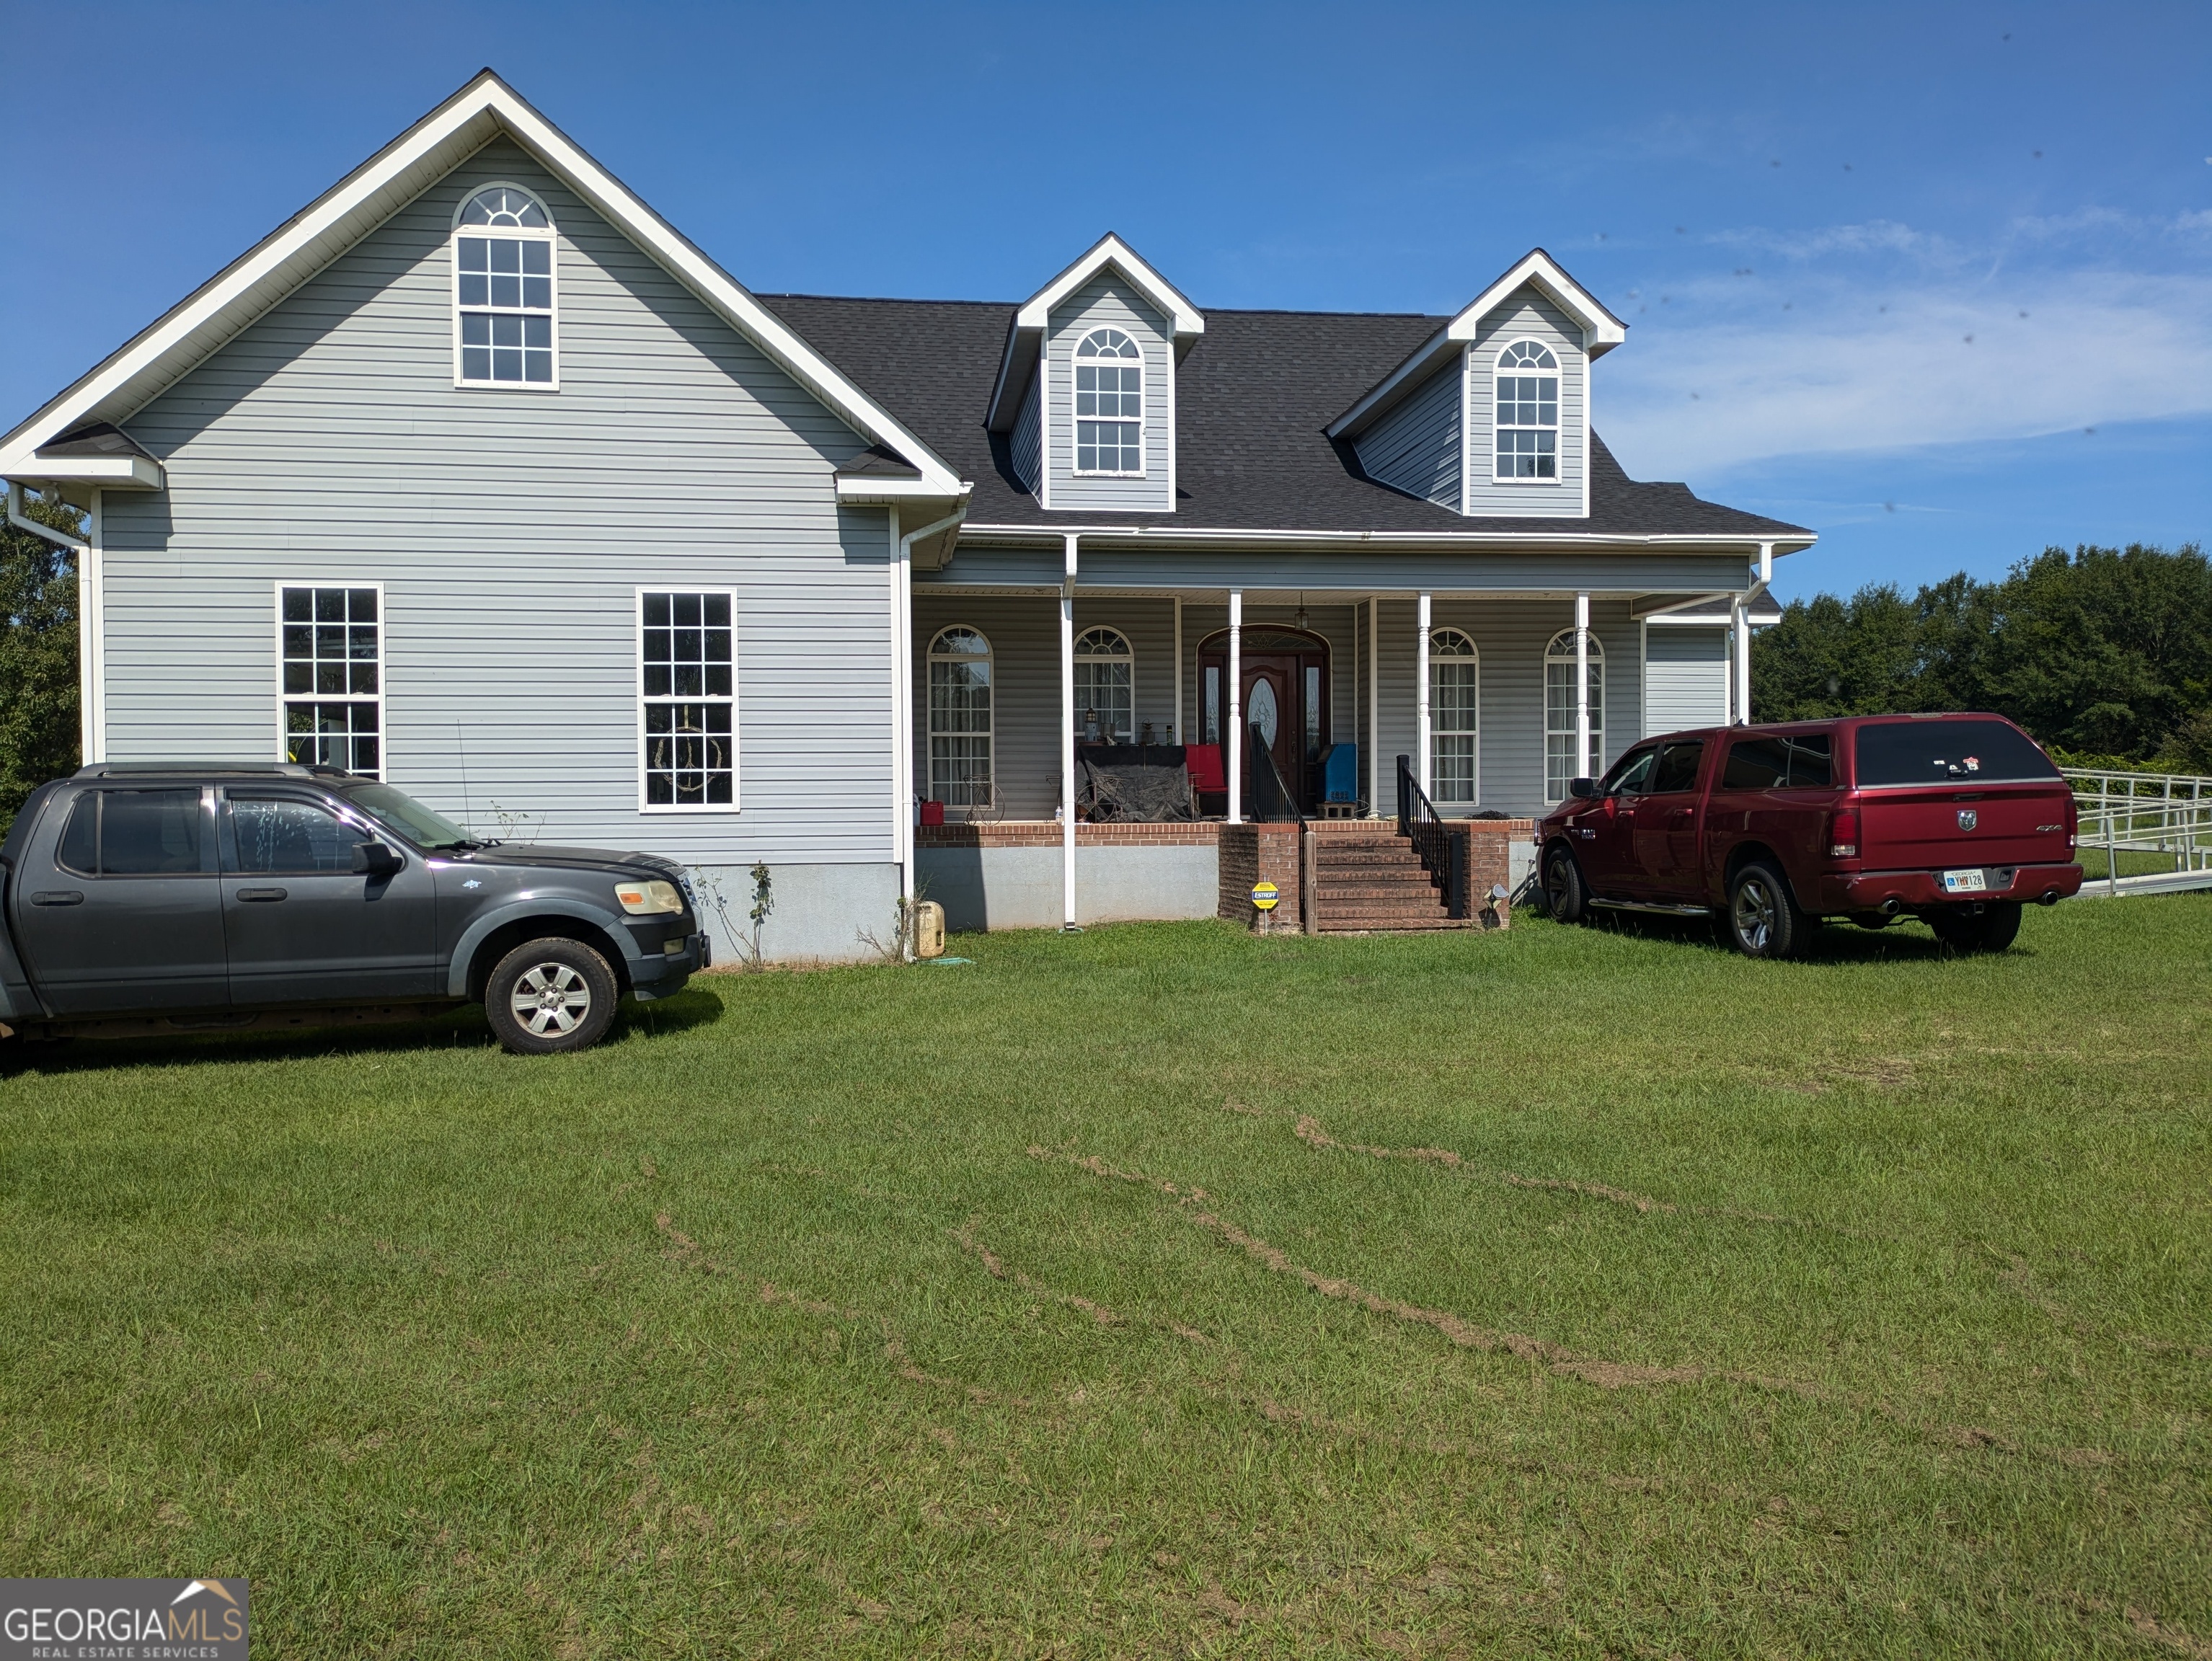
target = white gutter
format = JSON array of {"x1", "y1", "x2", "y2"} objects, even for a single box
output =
[
  {"x1": 7, "y1": 482, "x2": 89, "y2": 550},
  {"x1": 953, "y1": 523, "x2": 1813, "y2": 554}
]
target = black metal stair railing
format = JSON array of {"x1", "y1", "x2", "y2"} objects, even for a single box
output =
[
  {"x1": 1396, "y1": 753, "x2": 1469, "y2": 919},
  {"x1": 1247, "y1": 729, "x2": 1309, "y2": 828}
]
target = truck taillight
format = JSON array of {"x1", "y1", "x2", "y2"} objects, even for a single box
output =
[
  {"x1": 2066, "y1": 796, "x2": 2078, "y2": 849},
  {"x1": 1827, "y1": 807, "x2": 1859, "y2": 859}
]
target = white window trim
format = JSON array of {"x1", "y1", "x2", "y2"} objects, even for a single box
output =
[
  {"x1": 272, "y1": 579, "x2": 386, "y2": 779},
  {"x1": 1543, "y1": 626, "x2": 1605, "y2": 805},
  {"x1": 1073, "y1": 625, "x2": 1137, "y2": 741},
  {"x1": 636, "y1": 585, "x2": 740, "y2": 815},
  {"x1": 1427, "y1": 627, "x2": 1480, "y2": 805},
  {"x1": 926, "y1": 623, "x2": 996, "y2": 810},
  {"x1": 1489, "y1": 336, "x2": 1563, "y2": 487},
  {"x1": 1071, "y1": 327, "x2": 1146, "y2": 478},
  {"x1": 451, "y1": 180, "x2": 561, "y2": 393}
]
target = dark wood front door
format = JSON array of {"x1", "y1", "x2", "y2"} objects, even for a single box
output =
[{"x1": 1198, "y1": 629, "x2": 1329, "y2": 812}]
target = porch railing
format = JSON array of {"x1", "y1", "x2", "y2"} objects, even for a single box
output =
[
  {"x1": 1247, "y1": 730, "x2": 1308, "y2": 828},
  {"x1": 1396, "y1": 753, "x2": 1469, "y2": 920}
]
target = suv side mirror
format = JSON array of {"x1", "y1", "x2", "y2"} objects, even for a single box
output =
[
  {"x1": 1568, "y1": 776, "x2": 1599, "y2": 800},
  {"x1": 352, "y1": 841, "x2": 403, "y2": 878}
]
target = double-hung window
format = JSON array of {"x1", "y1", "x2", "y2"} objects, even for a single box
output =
[
  {"x1": 454, "y1": 185, "x2": 557, "y2": 387},
  {"x1": 279, "y1": 585, "x2": 382, "y2": 776},
  {"x1": 1074, "y1": 329, "x2": 1143, "y2": 474},
  {"x1": 1074, "y1": 627, "x2": 1134, "y2": 742},
  {"x1": 1544, "y1": 628, "x2": 1604, "y2": 802},
  {"x1": 640, "y1": 590, "x2": 736, "y2": 810},
  {"x1": 1428, "y1": 629, "x2": 1480, "y2": 805},
  {"x1": 1493, "y1": 340, "x2": 1559, "y2": 479},
  {"x1": 927, "y1": 627, "x2": 994, "y2": 807}
]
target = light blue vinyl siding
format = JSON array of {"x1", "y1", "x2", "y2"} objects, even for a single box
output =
[
  {"x1": 1464, "y1": 288, "x2": 1587, "y2": 518},
  {"x1": 1642, "y1": 626, "x2": 1728, "y2": 735},
  {"x1": 99, "y1": 136, "x2": 893, "y2": 869},
  {"x1": 1010, "y1": 367, "x2": 1043, "y2": 495},
  {"x1": 1044, "y1": 277, "x2": 1173, "y2": 513},
  {"x1": 1353, "y1": 360, "x2": 1462, "y2": 510}
]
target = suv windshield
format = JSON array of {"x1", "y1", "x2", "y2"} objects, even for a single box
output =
[
  {"x1": 1854, "y1": 719, "x2": 2060, "y2": 786},
  {"x1": 342, "y1": 783, "x2": 477, "y2": 849}
]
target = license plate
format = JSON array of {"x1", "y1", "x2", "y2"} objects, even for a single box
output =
[{"x1": 1941, "y1": 868, "x2": 1987, "y2": 893}]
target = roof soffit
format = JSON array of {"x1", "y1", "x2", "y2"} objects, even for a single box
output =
[{"x1": 0, "y1": 71, "x2": 965, "y2": 495}]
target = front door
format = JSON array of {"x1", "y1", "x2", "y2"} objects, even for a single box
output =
[
  {"x1": 1199, "y1": 629, "x2": 1328, "y2": 813},
  {"x1": 219, "y1": 789, "x2": 439, "y2": 1005}
]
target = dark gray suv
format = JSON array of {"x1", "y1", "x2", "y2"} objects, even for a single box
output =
[{"x1": 0, "y1": 763, "x2": 709, "y2": 1054}]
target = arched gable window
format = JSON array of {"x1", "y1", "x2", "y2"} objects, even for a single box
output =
[
  {"x1": 454, "y1": 185, "x2": 557, "y2": 386},
  {"x1": 1074, "y1": 329, "x2": 1143, "y2": 475},
  {"x1": 1493, "y1": 340, "x2": 1559, "y2": 480},
  {"x1": 928, "y1": 626, "x2": 994, "y2": 807},
  {"x1": 1428, "y1": 629, "x2": 1480, "y2": 805},
  {"x1": 1074, "y1": 626, "x2": 1135, "y2": 742},
  {"x1": 1544, "y1": 628, "x2": 1603, "y2": 802}
]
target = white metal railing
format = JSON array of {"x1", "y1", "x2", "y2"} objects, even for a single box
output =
[{"x1": 2063, "y1": 768, "x2": 2212, "y2": 896}]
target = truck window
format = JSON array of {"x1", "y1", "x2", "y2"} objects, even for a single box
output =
[
  {"x1": 1722, "y1": 738, "x2": 1788, "y2": 790},
  {"x1": 1854, "y1": 719, "x2": 2059, "y2": 786},
  {"x1": 1601, "y1": 748, "x2": 1658, "y2": 797},
  {"x1": 60, "y1": 789, "x2": 205, "y2": 877},
  {"x1": 232, "y1": 797, "x2": 359, "y2": 875},
  {"x1": 1781, "y1": 734, "x2": 1833, "y2": 787},
  {"x1": 1649, "y1": 740, "x2": 1705, "y2": 794}
]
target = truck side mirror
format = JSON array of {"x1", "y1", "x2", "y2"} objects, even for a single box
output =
[
  {"x1": 352, "y1": 841, "x2": 403, "y2": 877},
  {"x1": 1569, "y1": 777, "x2": 1599, "y2": 800}
]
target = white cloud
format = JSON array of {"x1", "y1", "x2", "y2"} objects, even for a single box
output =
[{"x1": 1594, "y1": 223, "x2": 2212, "y2": 482}]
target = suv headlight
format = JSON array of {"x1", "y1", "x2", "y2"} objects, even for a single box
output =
[{"x1": 615, "y1": 878, "x2": 683, "y2": 916}]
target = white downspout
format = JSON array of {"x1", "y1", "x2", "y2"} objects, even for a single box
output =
[
  {"x1": 1574, "y1": 591, "x2": 1591, "y2": 785},
  {"x1": 1061, "y1": 532, "x2": 1079, "y2": 930},
  {"x1": 1730, "y1": 593, "x2": 1748, "y2": 725},
  {"x1": 1416, "y1": 591, "x2": 1433, "y2": 798},
  {"x1": 1226, "y1": 589, "x2": 1243, "y2": 824}
]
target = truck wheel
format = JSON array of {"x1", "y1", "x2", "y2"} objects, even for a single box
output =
[
  {"x1": 1928, "y1": 902, "x2": 2022, "y2": 954},
  {"x1": 485, "y1": 937, "x2": 619, "y2": 1055},
  {"x1": 1725, "y1": 861, "x2": 1808, "y2": 960},
  {"x1": 1542, "y1": 846, "x2": 1588, "y2": 924}
]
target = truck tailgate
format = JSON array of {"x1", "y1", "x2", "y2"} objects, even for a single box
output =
[{"x1": 1859, "y1": 783, "x2": 2071, "y2": 870}]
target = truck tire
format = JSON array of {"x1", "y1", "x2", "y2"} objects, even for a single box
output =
[
  {"x1": 485, "y1": 936, "x2": 619, "y2": 1055},
  {"x1": 1542, "y1": 846, "x2": 1588, "y2": 924},
  {"x1": 1927, "y1": 901, "x2": 2022, "y2": 954},
  {"x1": 1725, "y1": 860, "x2": 1808, "y2": 960}
]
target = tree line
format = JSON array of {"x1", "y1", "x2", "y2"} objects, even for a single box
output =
[
  {"x1": 0, "y1": 492, "x2": 81, "y2": 830},
  {"x1": 1751, "y1": 543, "x2": 2212, "y2": 772}
]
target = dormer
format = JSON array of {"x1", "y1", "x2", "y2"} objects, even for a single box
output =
[
  {"x1": 1327, "y1": 249, "x2": 1626, "y2": 519},
  {"x1": 986, "y1": 234, "x2": 1204, "y2": 513}
]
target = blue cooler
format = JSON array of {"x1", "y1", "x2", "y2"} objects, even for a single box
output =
[{"x1": 1319, "y1": 742, "x2": 1359, "y2": 805}]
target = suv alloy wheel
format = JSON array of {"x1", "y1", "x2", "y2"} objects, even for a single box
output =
[
  {"x1": 1725, "y1": 860, "x2": 1808, "y2": 960},
  {"x1": 485, "y1": 936, "x2": 620, "y2": 1054}
]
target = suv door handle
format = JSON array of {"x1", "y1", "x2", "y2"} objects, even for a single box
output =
[
  {"x1": 235, "y1": 887, "x2": 288, "y2": 902},
  {"x1": 29, "y1": 890, "x2": 84, "y2": 905}
]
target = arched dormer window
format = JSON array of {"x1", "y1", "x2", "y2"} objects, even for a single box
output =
[
  {"x1": 1544, "y1": 628, "x2": 1603, "y2": 802},
  {"x1": 1494, "y1": 340, "x2": 1559, "y2": 480},
  {"x1": 927, "y1": 626, "x2": 994, "y2": 808},
  {"x1": 1074, "y1": 329, "x2": 1142, "y2": 475},
  {"x1": 454, "y1": 185, "x2": 557, "y2": 387},
  {"x1": 1074, "y1": 626, "x2": 1134, "y2": 742},
  {"x1": 1428, "y1": 629, "x2": 1480, "y2": 804}
]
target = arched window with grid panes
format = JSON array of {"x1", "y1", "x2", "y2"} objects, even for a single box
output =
[
  {"x1": 928, "y1": 626, "x2": 994, "y2": 808},
  {"x1": 454, "y1": 184, "x2": 557, "y2": 386},
  {"x1": 1074, "y1": 329, "x2": 1143, "y2": 474},
  {"x1": 1492, "y1": 340, "x2": 1559, "y2": 480},
  {"x1": 1074, "y1": 626, "x2": 1134, "y2": 742},
  {"x1": 1428, "y1": 629, "x2": 1480, "y2": 805},
  {"x1": 1544, "y1": 628, "x2": 1603, "y2": 802}
]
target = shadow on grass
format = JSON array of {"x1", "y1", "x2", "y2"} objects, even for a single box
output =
[
  {"x1": 1567, "y1": 908, "x2": 2047, "y2": 964},
  {"x1": 0, "y1": 986, "x2": 727, "y2": 1078}
]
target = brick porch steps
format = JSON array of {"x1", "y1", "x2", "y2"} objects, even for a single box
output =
[{"x1": 1309, "y1": 828, "x2": 1463, "y2": 931}]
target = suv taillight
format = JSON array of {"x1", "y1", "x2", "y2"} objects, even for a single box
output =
[{"x1": 1827, "y1": 807, "x2": 1859, "y2": 859}]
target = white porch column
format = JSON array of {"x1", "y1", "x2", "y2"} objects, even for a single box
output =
[
  {"x1": 888, "y1": 508, "x2": 911, "y2": 908},
  {"x1": 1366, "y1": 595, "x2": 1380, "y2": 817},
  {"x1": 1415, "y1": 592, "x2": 1433, "y2": 797},
  {"x1": 1172, "y1": 596, "x2": 1183, "y2": 744},
  {"x1": 1226, "y1": 589, "x2": 1243, "y2": 824},
  {"x1": 1573, "y1": 590, "x2": 1591, "y2": 783},
  {"x1": 1731, "y1": 593, "x2": 1751, "y2": 725},
  {"x1": 1061, "y1": 534, "x2": 1079, "y2": 929}
]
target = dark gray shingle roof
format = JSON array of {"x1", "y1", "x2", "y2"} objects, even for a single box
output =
[{"x1": 756, "y1": 293, "x2": 1808, "y2": 540}]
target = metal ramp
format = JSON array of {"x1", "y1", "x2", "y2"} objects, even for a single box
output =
[{"x1": 2066, "y1": 769, "x2": 2212, "y2": 898}]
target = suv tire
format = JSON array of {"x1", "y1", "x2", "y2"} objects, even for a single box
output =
[
  {"x1": 485, "y1": 936, "x2": 619, "y2": 1055},
  {"x1": 1725, "y1": 861, "x2": 1808, "y2": 960},
  {"x1": 1542, "y1": 846, "x2": 1588, "y2": 924},
  {"x1": 1927, "y1": 901, "x2": 2022, "y2": 954}
]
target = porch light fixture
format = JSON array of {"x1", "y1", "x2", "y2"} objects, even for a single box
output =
[{"x1": 1294, "y1": 594, "x2": 1309, "y2": 632}]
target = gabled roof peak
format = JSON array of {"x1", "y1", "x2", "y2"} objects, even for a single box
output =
[{"x1": 986, "y1": 234, "x2": 1204, "y2": 431}]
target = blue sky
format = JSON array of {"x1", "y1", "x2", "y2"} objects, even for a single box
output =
[{"x1": 6, "y1": 0, "x2": 2208, "y2": 602}]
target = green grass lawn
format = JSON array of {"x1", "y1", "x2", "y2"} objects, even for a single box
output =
[{"x1": 4, "y1": 897, "x2": 2208, "y2": 1658}]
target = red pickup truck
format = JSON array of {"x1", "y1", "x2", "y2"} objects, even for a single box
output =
[{"x1": 1537, "y1": 713, "x2": 2084, "y2": 958}]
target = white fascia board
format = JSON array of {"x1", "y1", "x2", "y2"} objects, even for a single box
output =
[
  {"x1": 1012, "y1": 234, "x2": 1205, "y2": 338},
  {"x1": 956, "y1": 522, "x2": 1816, "y2": 554},
  {"x1": 9, "y1": 455, "x2": 163, "y2": 490},
  {"x1": 1327, "y1": 249, "x2": 1629, "y2": 441},
  {"x1": 836, "y1": 478, "x2": 973, "y2": 506},
  {"x1": 0, "y1": 71, "x2": 964, "y2": 497}
]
